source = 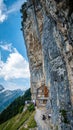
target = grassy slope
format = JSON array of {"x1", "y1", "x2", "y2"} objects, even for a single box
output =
[
  {"x1": 0, "y1": 88, "x2": 31, "y2": 124},
  {"x1": 0, "y1": 110, "x2": 37, "y2": 130}
]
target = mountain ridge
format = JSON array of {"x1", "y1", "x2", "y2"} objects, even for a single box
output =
[
  {"x1": 0, "y1": 85, "x2": 24, "y2": 112},
  {"x1": 0, "y1": 85, "x2": 4, "y2": 92}
]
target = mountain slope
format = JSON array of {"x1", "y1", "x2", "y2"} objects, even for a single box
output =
[
  {"x1": 0, "y1": 110, "x2": 36, "y2": 130},
  {"x1": 0, "y1": 89, "x2": 36, "y2": 130},
  {"x1": 0, "y1": 85, "x2": 4, "y2": 91},
  {"x1": 0, "y1": 87, "x2": 24, "y2": 112},
  {"x1": 0, "y1": 88, "x2": 31, "y2": 124}
]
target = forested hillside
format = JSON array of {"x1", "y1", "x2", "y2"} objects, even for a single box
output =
[
  {"x1": 0, "y1": 88, "x2": 31, "y2": 124},
  {"x1": 0, "y1": 106, "x2": 36, "y2": 130}
]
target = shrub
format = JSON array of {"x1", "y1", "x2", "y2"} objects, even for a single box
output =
[
  {"x1": 27, "y1": 104, "x2": 35, "y2": 112},
  {"x1": 19, "y1": 106, "x2": 24, "y2": 113},
  {"x1": 27, "y1": 111, "x2": 37, "y2": 128},
  {"x1": 60, "y1": 109, "x2": 69, "y2": 124}
]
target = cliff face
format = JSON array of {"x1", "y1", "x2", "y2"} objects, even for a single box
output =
[
  {"x1": 21, "y1": 0, "x2": 45, "y2": 100},
  {"x1": 21, "y1": 0, "x2": 73, "y2": 129}
]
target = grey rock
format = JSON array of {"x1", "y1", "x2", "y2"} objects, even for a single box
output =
[{"x1": 21, "y1": 0, "x2": 73, "y2": 129}]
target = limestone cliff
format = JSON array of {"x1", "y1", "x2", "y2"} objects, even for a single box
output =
[{"x1": 21, "y1": 0, "x2": 73, "y2": 129}]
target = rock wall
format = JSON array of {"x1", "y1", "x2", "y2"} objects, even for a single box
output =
[
  {"x1": 21, "y1": 0, "x2": 45, "y2": 100},
  {"x1": 21, "y1": 0, "x2": 73, "y2": 129}
]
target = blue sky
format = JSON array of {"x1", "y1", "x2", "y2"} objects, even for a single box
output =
[{"x1": 0, "y1": 0, "x2": 30, "y2": 90}]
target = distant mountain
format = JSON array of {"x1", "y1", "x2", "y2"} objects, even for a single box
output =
[
  {"x1": 0, "y1": 86, "x2": 24, "y2": 113},
  {"x1": 0, "y1": 85, "x2": 4, "y2": 91},
  {"x1": 0, "y1": 88, "x2": 31, "y2": 124}
]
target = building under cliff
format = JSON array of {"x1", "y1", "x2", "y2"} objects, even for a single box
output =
[{"x1": 21, "y1": 0, "x2": 73, "y2": 129}]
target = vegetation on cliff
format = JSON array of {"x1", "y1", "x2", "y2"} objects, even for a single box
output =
[
  {"x1": 0, "y1": 88, "x2": 31, "y2": 124},
  {"x1": 0, "y1": 109, "x2": 37, "y2": 130}
]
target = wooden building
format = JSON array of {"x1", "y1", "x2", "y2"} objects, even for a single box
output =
[{"x1": 36, "y1": 86, "x2": 49, "y2": 107}]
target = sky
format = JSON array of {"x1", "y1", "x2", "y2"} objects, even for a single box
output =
[{"x1": 0, "y1": 0, "x2": 30, "y2": 91}]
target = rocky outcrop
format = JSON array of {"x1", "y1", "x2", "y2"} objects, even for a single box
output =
[
  {"x1": 21, "y1": 0, "x2": 73, "y2": 129},
  {"x1": 21, "y1": 0, "x2": 45, "y2": 100}
]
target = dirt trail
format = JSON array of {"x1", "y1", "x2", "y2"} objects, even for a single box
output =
[{"x1": 35, "y1": 108, "x2": 50, "y2": 130}]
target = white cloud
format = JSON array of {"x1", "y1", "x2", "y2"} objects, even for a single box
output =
[
  {"x1": 7, "y1": 0, "x2": 26, "y2": 14},
  {"x1": 0, "y1": 0, "x2": 26, "y2": 23},
  {"x1": 0, "y1": 10, "x2": 7, "y2": 22},
  {"x1": 0, "y1": 48, "x2": 30, "y2": 80},
  {"x1": 0, "y1": 0, "x2": 7, "y2": 22},
  {"x1": 0, "y1": 43, "x2": 13, "y2": 52},
  {"x1": 4, "y1": 82, "x2": 29, "y2": 91}
]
